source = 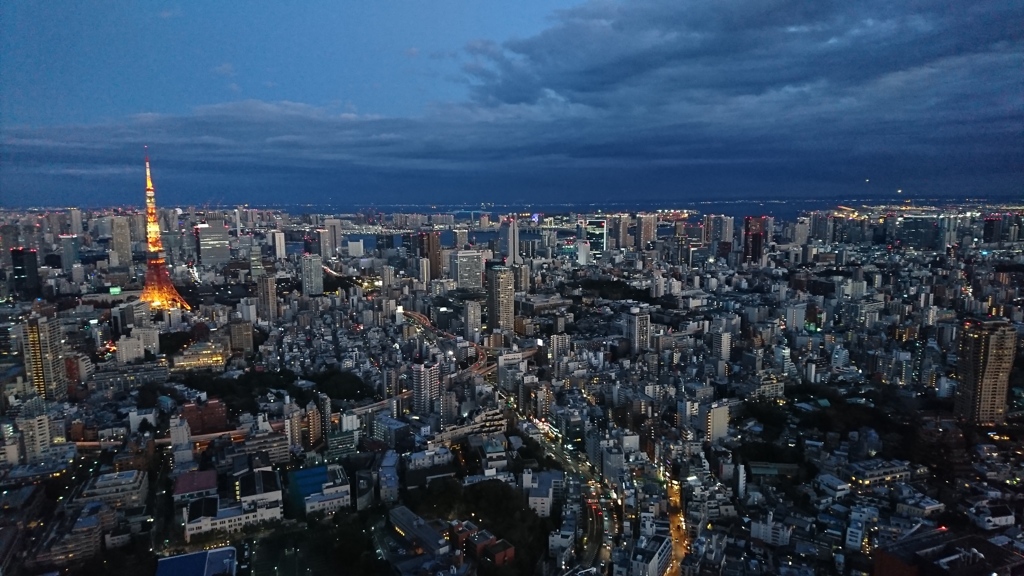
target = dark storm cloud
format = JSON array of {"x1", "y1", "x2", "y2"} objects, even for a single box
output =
[{"x1": 2, "y1": 0, "x2": 1021, "y2": 207}]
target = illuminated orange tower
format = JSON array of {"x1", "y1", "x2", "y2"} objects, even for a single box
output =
[{"x1": 139, "y1": 152, "x2": 190, "y2": 310}]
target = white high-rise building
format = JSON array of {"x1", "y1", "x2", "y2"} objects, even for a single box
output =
[
  {"x1": 576, "y1": 240, "x2": 590, "y2": 265},
  {"x1": 16, "y1": 412, "x2": 51, "y2": 464},
  {"x1": 464, "y1": 301, "x2": 482, "y2": 342},
  {"x1": 301, "y1": 253, "x2": 324, "y2": 296},
  {"x1": 549, "y1": 333, "x2": 570, "y2": 365},
  {"x1": 702, "y1": 402, "x2": 730, "y2": 444},
  {"x1": 237, "y1": 297, "x2": 257, "y2": 322},
  {"x1": 450, "y1": 250, "x2": 484, "y2": 290},
  {"x1": 625, "y1": 307, "x2": 651, "y2": 352},
  {"x1": 417, "y1": 258, "x2": 430, "y2": 285},
  {"x1": 712, "y1": 329, "x2": 732, "y2": 362},
  {"x1": 499, "y1": 217, "x2": 521, "y2": 265},
  {"x1": 271, "y1": 231, "x2": 286, "y2": 260},
  {"x1": 412, "y1": 362, "x2": 440, "y2": 417}
]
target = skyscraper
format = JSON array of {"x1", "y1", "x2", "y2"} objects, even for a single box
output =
[
  {"x1": 317, "y1": 393, "x2": 333, "y2": 446},
  {"x1": 712, "y1": 329, "x2": 732, "y2": 362},
  {"x1": 499, "y1": 217, "x2": 521, "y2": 264},
  {"x1": 487, "y1": 266, "x2": 514, "y2": 332},
  {"x1": 257, "y1": 275, "x2": 277, "y2": 322},
  {"x1": 10, "y1": 248, "x2": 40, "y2": 300},
  {"x1": 464, "y1": 301, "x2": 482, "y2": 341},
  {"x1": 635, "y1": 214, "x2": 657, "y2": 250},
  {"x1": 585, "y1": 219, "x2": 607, "y2": 253},
  {"x1": 110, "y1": 216, "x2": 132, "y2": 267},
  {"x1": 743, "y1": 216, "x2": 768, "y2": 262},
  {"x1": 68, "y1": 208, "x2": 82, "y2": 235},
  {"x1": 613, "y1": 215, "x2": 631, "y2": 250},
  {"x1": 954, "y1": 319, "x2": 1017, "y2": 425},
  {"x1": 271, "y1": 231, "x2": 287, "y2": 260},
  {"x1": 450, "y1": 250, "x2": 484, "y2": 290},
  {"x1": 323, "y1": 218, "x2": 343, "y2": 258},
  {"x1": 412, "y1": 362, "x2": 440, "y2": 417},
  {"x1": 23, "y1": 315, "x2": 68, "y2": 401},
  {"x1": 703, "y1": 214, "x2": 734, "y2": 245},
  {"x1": 196, "y1": 219, "x2": 231, "y2": 268},
  {"x1": 625, "y1": 307, "x2": 651, "y2": 352},
  {"x1": 315, "y1": 229, "x2": 331, "y2": 257},
  {"x1": 59, "y1": 235, "x2": 81, "y2": 274},
  {"x1": 417, "y1": 258, "x2": 430, "y2": 285},
  {"x1": 301, "y1": 253, "x2": 324, "y2": 296},
  {"x1": 418, "y1": 232, "x2": 442, "y2": 280}
]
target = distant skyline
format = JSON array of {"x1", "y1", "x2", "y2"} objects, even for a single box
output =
[{"x1": 2, "y1": 1, "x2": 1021, "y2": 207}]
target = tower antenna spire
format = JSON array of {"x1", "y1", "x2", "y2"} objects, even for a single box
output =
[{"x1": 144, "y1": 146, "x2": 154, "y2": 192}]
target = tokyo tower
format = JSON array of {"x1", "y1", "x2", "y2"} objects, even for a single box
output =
[{"x1": 138, "y1": 153, "x2": 190, "y2": 310}]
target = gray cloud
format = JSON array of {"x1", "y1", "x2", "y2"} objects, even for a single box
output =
[{"x1": 2, "y1": 0, "x2": 1021, "y2": 207}]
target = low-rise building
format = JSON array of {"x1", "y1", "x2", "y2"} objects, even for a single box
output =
[
  {"x1": 389, "y1": 506, "x2": 450, "y2": 556},
  {"x1": 184, "y1": 495, "x2": 283, "y2": 543},
  {"x1": 77, "y1": 470, "x2": 149, "y2": 509}
]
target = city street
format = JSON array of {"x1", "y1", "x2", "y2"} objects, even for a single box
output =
[{"x1": 667, "y1": 481, "x2": 690, "y2": 573}]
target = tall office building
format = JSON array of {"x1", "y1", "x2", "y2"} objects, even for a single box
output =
[
  {"x1": 613, "y1": 215, "x2": 631, "y2": 250},
  {"x1": 315, "y1": 229, "x2": 331, "y2": 257},
  {"x1": 417, "y1": 259, "x2": 431, "y2": 285},
  {"x1": 111, "y1": 216, "x2": 132, "y2": 267},
  {"x1": 23, "y1": 316, "x2": 68, "y2": 401},
  {"x1": 229, "y1": 320, "x2": 254, "y2": 354},
  {"x1": 381, "y1": 265, "x2": 396, "y2": 289},
  {"x1": 323, "y1": 218, "x2": 343, "y2": 258},
  {"x1": 59, "y1": 235, "x2": 81, "y2": 273},
  {"x1": 464, "y1": 301, "x2": 482, "y2": 341},
  {"x1": 418, "y1": 232, "x2": 442, "y2": 280},
  {"x1": 249, "y1": 251, "x2": 265, "y2": 277},
  {"x1": 196, "y1": 219, "x2": 231, "y2": 268},
  {"x1": 585, "y1": 219, "x2": 608, "y2": 254},
  {"x1": 257, "y1": 275, "x2": 277, "y2": 322},
  {"x1": 954, "y1": 319, "x2": 1017, "y2": 425},
  {"x1": 487, "y1": 266, "x2": 515, "y2": 332},
  {"x1": 301, "y1": 253, "x2": 324, "y2": 296},
  {"x1": 68, "y1": 208, "x2": 83, "y2": 235},
  {"x1": 743, "y1": 216, "x2": 768, "y2": 263},
  {"x1": 625, "y1": 307, "x2": 651, "y2": 352},
  {"x1": 635, "y1": 214, "x2": 657, "y2": 250},
  {"x1": 450, "y1": 250, "x2": 484, "y2": 290},
  {"x1": 499, "y1": 218, "x2": 522, "y2": 264},
  {"x1": 271, "y1": 231, "x2": 287, "y2": 260},
  {"x1": 412, "y1": 362, "x2": 440, "y2": 417},
  {"x1": 703, "y1": 215, "x2": 734, "y2": 245},
  {"x1": 10, "y1": 248, "x2": 41, "y2": 300}
]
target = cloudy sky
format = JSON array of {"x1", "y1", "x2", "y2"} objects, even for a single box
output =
[{"x1": 1, "y1": 1, "x2": 1021, "y2": 208}]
